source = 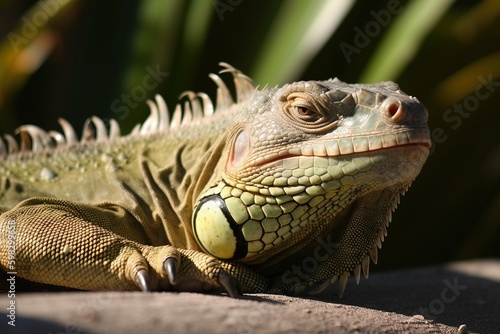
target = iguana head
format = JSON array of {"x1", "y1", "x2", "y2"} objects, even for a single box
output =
[{"x1": 192, "y1": 64, "x2": 430, "y2": 294}]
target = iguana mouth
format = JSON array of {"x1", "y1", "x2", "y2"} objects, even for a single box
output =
[
  {"x1": 258, "y1": 140, "x2": 430, "y2": 168},
  {"x1": 231, "y1": 124, "x2": 430, "y2": 171}
]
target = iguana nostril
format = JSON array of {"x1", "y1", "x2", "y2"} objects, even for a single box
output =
[{"x1": 385, "y1": 101, "x2": 405, "y2": 122}]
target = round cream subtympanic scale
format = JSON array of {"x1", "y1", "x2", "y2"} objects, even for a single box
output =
[{"x1": 193, "y1": 195, "x2": 248, "y2": 260}]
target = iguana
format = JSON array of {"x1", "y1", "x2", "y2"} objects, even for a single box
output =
[{"x1": 0, "y1": 63, "x2": 430, "y2": 297}]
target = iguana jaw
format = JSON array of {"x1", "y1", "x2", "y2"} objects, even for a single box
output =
[
  {"x1": 246, "y1": 142, "x2": 428, "y2": 295},
  {"x1": 258, "y1": 142, "x2": 430, "y2": 168},
  {"x1": 193, "y1": 142, "x2": 428, "y2": 260},
  {"x1": 233, "y1": 126, "x2": 431, "y2": 169}
]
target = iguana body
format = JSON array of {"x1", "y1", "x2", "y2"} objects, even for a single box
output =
[{"x1": 0, "y1": 63, "x2": 430, "y2": 296}]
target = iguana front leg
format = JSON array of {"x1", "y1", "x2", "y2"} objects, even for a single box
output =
[{"x1": 0, "y1": 198, "x2": 270, "y2": 295}]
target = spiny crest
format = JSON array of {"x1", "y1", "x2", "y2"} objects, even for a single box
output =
[{"x1": 0, "y1": 62, "x2": 258, "y2": 159}]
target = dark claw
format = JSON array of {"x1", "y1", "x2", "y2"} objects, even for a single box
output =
[
  {"x1": 163, "y1": 257, "x2": 178, "y2": 285},
  {"x1": 135, "y1": 269, "x2": 151, "y2": 292},
  {"x1": 217, "y1": 269, "x2": 241, "y2": 298}
]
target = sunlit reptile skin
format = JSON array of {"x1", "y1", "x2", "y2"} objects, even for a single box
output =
[{"x1": 0, "y1": 64, "x2": 430, "y2": 296}]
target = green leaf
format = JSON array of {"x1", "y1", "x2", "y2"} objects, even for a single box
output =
[
  {"x1": 359, "y1": 0, "x2": 456, "y2": 82},
  {"x1": 251, "y1": 0, "x2": 354, "y2": 85}
]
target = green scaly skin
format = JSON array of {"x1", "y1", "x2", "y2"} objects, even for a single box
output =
[{"x1": 0, "y1": 63, "x2": 430, "y2": 296}]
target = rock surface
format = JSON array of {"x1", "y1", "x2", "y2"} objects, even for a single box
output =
[{"x1": 1, "y1": 259, "x2": 499, "y2": 334}]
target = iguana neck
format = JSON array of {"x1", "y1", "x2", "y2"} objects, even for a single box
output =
[{"x1": 139, "y1": 129, "x2": 233, "y2": 250}]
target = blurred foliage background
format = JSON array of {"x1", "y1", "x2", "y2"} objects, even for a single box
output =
[{"x1": 0, "y1": 0, "x2": 499, "y2": 272}]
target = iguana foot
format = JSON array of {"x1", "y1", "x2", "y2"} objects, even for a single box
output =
[{"x1": 136, "y1": 246, "x2": 242, "y2": 296}]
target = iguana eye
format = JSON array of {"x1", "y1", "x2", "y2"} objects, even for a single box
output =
[
  {"x1": 296, "y1": 106, "x2": 315, "y2": 116},
  {"x1": 290, "y1": 105, "x2": 321, "y2": 123},
  {"x1": 282, "y1": 92, "x2": 338, "y2": 133},
  {"x1": 286, "y1": 96, "x2": 322, "y2": 122}
]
